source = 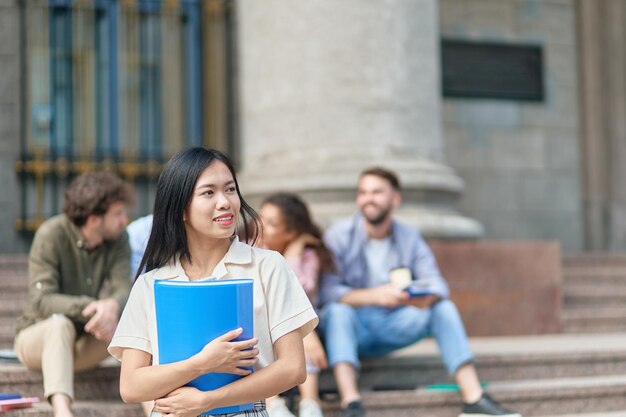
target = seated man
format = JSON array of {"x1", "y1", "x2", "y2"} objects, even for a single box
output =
[
  {"x1": 14, "y1": 172, "x2": 134, "y2": 417},
  {"x1": 320, "y1": 167, "x2": 520, "y2": 417}
]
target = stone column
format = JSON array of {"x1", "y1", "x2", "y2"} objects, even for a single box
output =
[
  {"x1": 578, "y1": 0, "x2": 626, "y2": 250},
  {"x1": 236, "y1": 0, "x2": 482, "y2": 238}
]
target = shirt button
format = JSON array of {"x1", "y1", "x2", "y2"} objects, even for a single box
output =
[{"x1": 35, "y1": 282, "x2": 42, "y2": 290}]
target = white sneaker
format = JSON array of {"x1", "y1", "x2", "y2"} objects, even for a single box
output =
[
  {"x1": 267, "y1": 397, "x2": 297, "y2": 417},
  {"x1": 299, "y1": 399, "x2": 324, "y2": 417}
]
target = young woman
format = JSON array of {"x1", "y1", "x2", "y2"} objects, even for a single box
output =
[
  {"x1": 108, "y1": 148, "x2": 318, "y2": 417},
  {"x1": 259, "y1": 193, "x2": 334, "y2": 417}
]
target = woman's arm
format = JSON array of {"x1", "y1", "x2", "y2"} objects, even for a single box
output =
[
  {"x1": 285, "y1": 246, "x2": 320, "y2": 296},
  {"x1": 154, "y1": 328, "x2": 306, "y2": 415},
  {"x1": 119, "y1": 328, "x2": 258, "y2": 403},
  {"x1": 303, "y1": 330, "x2": 327, "y2": 370}
]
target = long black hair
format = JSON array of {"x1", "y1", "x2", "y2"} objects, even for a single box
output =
[
  {"x1": 261, "y1": 193, "x2": 335, "y2": 274},
  {"x1": 136, "y1": 147, "x2": 260, "y2": 278}
]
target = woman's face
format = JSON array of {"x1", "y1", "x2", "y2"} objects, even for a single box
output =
[
  {"x1": 183, "y1": 161, "x2": 241, "y2": 243},
  {"x1": 259, "y1": 203, "x2": 296, "y2": 253}
]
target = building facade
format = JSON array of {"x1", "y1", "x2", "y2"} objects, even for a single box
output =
[{"x1": 0, "y1": 0, "x2": 623, "y2": 253}]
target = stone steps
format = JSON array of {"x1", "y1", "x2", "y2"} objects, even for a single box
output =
[
  {"x1": 3, "y1": 254, "x2": 626, "y2": 416},
  {"x1": 9, "y1": 400, "x2": 143, "y2": 417},
  {"x1": 563, "y1": 253, "x2": 626, "y2": 268},
  {"x1": 564, "y1": 284, "x2": 626, "y2": 307},
  {"x1": 0, "y1": 297, "x2": 27, "y2": 317},
  {"x1": 0, "y1": 257, "x2": 28, "y2": 350},
  {"x1": 0, "y1": 358, "x2": 123, "y2": 401},
  {"x1": 3, "y1": 334, "x2": 626, "y2": 416},
  {"x1": 539, "y1": 413, "x2": 626, "y2": 417},
  {"x1": 563, "y1": 269, "x2": 626, "y2": 287},
  {"x1": 561, "y1": 308, "x2": 626, "y2": 334},
  {"x1": 319, "y1": 334, "x2": 626, "y2": 392},
  {"x1": 561, "y1": 254, "x2": 626, "y2": 333},
  {"x1": 320, "y1": 375, "x2": 626, "y2": 417},
  {"x1": 0, "y1": 325, "x2": 15, "y2": 349},
  {"x1": 7, "y1": 378, "x2": 626, "y2": 417}
]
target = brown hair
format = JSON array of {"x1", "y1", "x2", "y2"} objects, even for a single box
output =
[
  {"x1": 359, "y1": 167, "x2": 401, "y2": 191},
  {"x1": 261, "y1": 193, "x2": 335, "y2": 274},
  {"x1": 64, "y1": 172, "x2": 134, "y2": 227}
]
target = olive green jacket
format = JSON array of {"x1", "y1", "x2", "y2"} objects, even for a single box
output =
[{"x1": 15, "y1": 214, "x2": 131, "y2": 334}]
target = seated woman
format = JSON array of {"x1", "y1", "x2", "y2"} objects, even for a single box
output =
[{"x1": 259, "y1": 193, "x2": 335, "y2": 417}]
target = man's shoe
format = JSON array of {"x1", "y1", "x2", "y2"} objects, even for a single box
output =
[
  {"x1": 267, "y1": 397, "x2": 297, "y2": 417},
  {"x1": 342, "y1": 400, "x2": 365, "y2": 417},
  {"x1": 459, "y1": 393, "x2": 521, "y2": 417},
  {"x1": 299, "y1": 399, "x2": 324, "y2": 417}
]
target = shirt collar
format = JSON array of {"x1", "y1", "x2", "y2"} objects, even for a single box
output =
[
  {"x1": 64, "y1": 215, "x2": 90, "y2": 251},
  {"x1": 211, "y1": 236, "x2": 253, "y2": 278},
  {"x1": 149, "y1": 236, "x2": 253, "y2": 281},
  {"x1": 354, "y1": 213, "x2": 398, "y2": 245}
]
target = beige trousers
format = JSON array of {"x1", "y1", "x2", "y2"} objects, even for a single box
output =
[{"x1": 14, "y1": 314, "x2": 110, "y2": 400}]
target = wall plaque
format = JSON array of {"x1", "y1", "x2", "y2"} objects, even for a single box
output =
[{"x1": 441, "y1": 39, "x2": 544, "y2": 101}]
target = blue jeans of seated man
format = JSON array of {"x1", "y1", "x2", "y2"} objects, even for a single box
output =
[{"x1": 320, "y1": 299, "x2": 474, "y2": 375}]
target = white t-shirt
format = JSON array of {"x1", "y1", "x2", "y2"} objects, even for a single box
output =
[
  {"x1": 108, "y1": 237, "x2": 319, "y2": 370},
  {"x1": 364, "y1": 237, "x2": 392, "y2": 287}
]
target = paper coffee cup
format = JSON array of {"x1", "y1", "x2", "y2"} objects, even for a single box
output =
[{"x1": 389, "y1": 267, "x2": 412, "y2": 288}]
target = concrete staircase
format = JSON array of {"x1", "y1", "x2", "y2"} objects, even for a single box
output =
[
  {"x1": 562, "y1": 254, "x2": 626, "y2": 333},
  {"x1": 2, "y1": 254, "x2": 626, "y2": 416},
  {"x1": 316, "y1": 334, "x2": 626, "y2": 416}
]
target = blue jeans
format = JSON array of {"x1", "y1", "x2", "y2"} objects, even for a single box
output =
[{"x1": 320, "y1": 299, "x2": 474, "y2": 375}]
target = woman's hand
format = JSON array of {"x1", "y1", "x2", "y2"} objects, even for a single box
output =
[
  {"x1": 283, "y1": 233, "x2": 320, "y2": 258},
  {"x1": 192, "y1": 328, "x2": 259, "y2": 375},
  {"x1": 154, "y1": 386, "x2": 212, "y2": 417},
  {"x1": 303, "y1": 331, "x2": 327, "y2": 370}
]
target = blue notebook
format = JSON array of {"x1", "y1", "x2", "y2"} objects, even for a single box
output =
[
  {"x1": 0, "y1": 394, "x2": 21, "y2": 401},
  {"x1": 154, "y1": 279, "x2": 254, "y2": 415}
]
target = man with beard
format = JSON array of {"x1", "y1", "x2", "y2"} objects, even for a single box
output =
[
  {"x1": 14, "y1": 172, "x2": 133, "y2": 417},
  {"x1": 320, "y1": 167, "x2": 520, "y2": 417}
]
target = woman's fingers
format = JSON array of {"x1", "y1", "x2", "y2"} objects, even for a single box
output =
[
  {"x1": 215, "y1": 327, "x2": 243, "y2": 342},
  {"x1": 231, "y1": 337, "x2": 258, "y2": 350},
  {"x1": 236, "y1": 347, "x2": 258, "y2": 358},
  {"x1": 237, "y1": 357, "x2": 258, "y2": 367}
]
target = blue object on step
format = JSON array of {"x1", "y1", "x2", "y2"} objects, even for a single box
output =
[
  {"x1": 155, "y1": 279, "x2": 254, "y2": 415},
  {"x1": 0, "y1": 349, "x2": 18, "y2": 362},
  {"x1": 424, "y1": 382, "x2": 489, "y2": 391}
]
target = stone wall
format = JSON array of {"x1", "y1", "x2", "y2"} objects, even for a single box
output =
[
  {"x1": 0, "y1": 0, "x2": 30, "y2": 253},
  {"x1": 439, "y1": 0, "x2": 583, "y2": 251},
  {"x1": 430, "y1": 240, "x2": 562, "y2": 336}
]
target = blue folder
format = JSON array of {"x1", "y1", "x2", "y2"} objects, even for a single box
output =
[{"x1": 154, "y1": 279, "x2": 254, "y2": 415}]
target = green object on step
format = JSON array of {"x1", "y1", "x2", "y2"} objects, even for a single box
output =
[{"x1": 424, "y1": 382, "x2": 488, "y2": 392}]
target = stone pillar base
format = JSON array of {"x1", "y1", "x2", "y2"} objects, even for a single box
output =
[{"x1": 240, "y1": 158, "x2": 483, "y2": 239}]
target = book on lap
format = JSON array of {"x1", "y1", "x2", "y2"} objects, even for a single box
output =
[
  {"x1": 154, "y1": 278, "x2": 254, "y2": 415},
  {"x1": 405, "y1": 281, "x2": 435, "y2": 298}
]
